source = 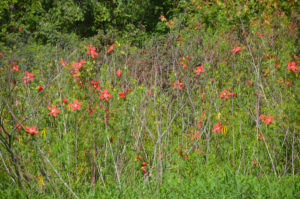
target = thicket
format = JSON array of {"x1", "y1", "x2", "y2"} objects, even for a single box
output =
[{"x1": 0, "y1": 0, "x2": 299, "y2": 198}]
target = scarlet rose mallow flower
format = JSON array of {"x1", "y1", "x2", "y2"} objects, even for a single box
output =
[
  {"x1": 193, "y1": 64, "x2": 205, "y2": 75},
  {"x1": 232, "y1": 46, "x2": 241, "y2": 54},
  {"x1": 212, "y1": 122, "x2": 223, "y2": 133},
  {"x1": 141, "y1": 167, "x2": 147, "y2": 174},
  {"x1": 256, "y1": 32, "x2": 264, "y2": 39},
  {"x1": 25, "y1": 126, "x2": 39, "y2": 134},
  {"x1": 9, "y1": 63, "x2": 20, "y2": 72},
  {"x1": 172, "y1": 80, "x2": 184, "y2": 90},
  {"x1": 119, "y1": 92, "x2": 126, "y2": 98},
  {"x1": 72, "y1": 60, "x2": 86, "y2": 69},
  {"x1": 99, "y1": 89, "x2": 112, "y2": 101},
  {"x1": 24, "y1": 71, "x2": 35, "y2": 83},
  {"x1": 63, "y1": 98, "x2": 68, "y2": 104},
  {"x1": 219, "y1": 89, "x2": 232, "y2": 99},
  {"x1": 287, "y1": 61, "x2": 298, "y2": 72},
  {"x1": 179, "y1": 56, "x2": 191, "y2": 69},
  {"x1": 119, "y1": 88, "x2": 131, "y2": 98},
  {"x1": 68, "y1": 99, "x2": 83, "y2": 111},
  {"x1": 107, "y1": 43, "x2": 116, "y2": 53},
  {"x1": 87, "y1": 45, "x2": 98, "y2": 59},
  {"x1": 90, "y1": 80, "x2": 100, "y2": 92},
  {"x1": 47, "y1": 105, "x2": 60, "y2": 117},
  {"x1": 116, "y1": 70, "x2": 122, "y2": 77},
  {"x1": 60, "y1": 59, "x2": 68, "y2": 69},
  {"x1": 259, "y1": 114, "x2": 274, "y2": 125},
  {"x1": 15, "y1": 122, "x2": 22, "y2": 131},
  {"x1": 37, "y1": 85, "x2": 43, "y2": 92}
]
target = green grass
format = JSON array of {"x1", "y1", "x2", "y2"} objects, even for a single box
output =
[
  {"x1": 1, "y1": 170, "x2": 299, "y2": 199},
  {"x1": 0, "y1": 1, "x2": 299, "y2": 198}
]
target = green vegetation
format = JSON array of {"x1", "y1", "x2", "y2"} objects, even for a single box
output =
[{"x1": 0, "y1": 0, "x2": 299, "y2": 198}]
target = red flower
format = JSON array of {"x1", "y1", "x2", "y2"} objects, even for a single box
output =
[
  {"x1": 37, "y1": 85, "x2": 43, "y2": 92},
  {"x1": 68, "y1": 99, "x2": 83, "y2": 111},
  {"x1": 197, "y1": 119, "x2": 202, "y2": 129},
  {"x1": 188, "y1": 129, "x2": 200, "y2": 140},
  {"x1": 24, "y1": 71, "x2": 35, "y2": 83},
  {"x1": 287, "y1": 23, "x2": 296, "y2": 31},
  {"x1": 15, "y1": 122, "x2": 22, "y2": 131},
  {"x1": 147, "y1": 90, "x2": 153, "y2": 95},
  {"x1": 99, "y1": 89, "x2": 112, "y2": 101},
  {"x1": 259, "y1": 114, "x2": 274, "y2": 125},
  {"x1": 116, "y1": 70, "x2": 122, "y2": 77},
  {"x1": 264, "y1": 115, "x2": 274, "y2": 125},
  {"x1": 232, "y1": 46, "x2": 241, "y2": 54},
  {"x1": 9, "y1": 62, "x2": 20, "y2": 72},
  {"x1": 87, "y1": 45, "x2": 98, "y2": 59},
  {"x1": 193, "y1": 64, "x2": 205, "y2": 75},
  {"x1": 87, "y1": 106, "x2": 96, "y2": 116},
  {"x1": 212, "y1": 122, "x2": 223, "y2": 133},
  {"x1": 219, "y1": 89, "x2": 232, "y2": 99},
  {"x1": 119, "y1": 88, "x2": 131, "y2": 98},
  {"x1": 141, "y1": 167, "x2": 147, "y2": 175},
  {"x1": 16, "y1": 98, "x2": 21, "y2": 106},
  {"x1": 201, "y1": 92, "x2": 205, "y2": 99},
  {"x1": 25, "y1": 126, "x2": 39, "y2": 134},
  {"x1": 137, "y1": 155, "x2": 142, "y2": 161},
  {"x1": 172, "y1": 80, "x2": 184, "y2": 90},
  {"x1": 141, "y1": 162, "x2": 147, "y2": 166},
  {"x1": 211, "y1": 78, "x2": 215, "y2": 82},
  {"x1": 63, "y1": 98, "x2": 68, "y2": 104},
  {"x1": 253, "y1": 160, "x2": 257, "y2": 165},
  {"x1": 60, "y1": 59, "x2": 68, "y2": 69},
  {"x1": 119, "y1": 92, "x2": 126, "y2": 98},
  {"x1": 107, "y1": 43, "x2": 116, "y2": 53},
  {"x1": 255, "y1": 32, "x2": 264, "y2": 39},
  {"x1": 18, "y1": 26, "x2": 22, "y2": 32},
  {"x1": 90, "y1": 80, "x2": 100, "y2": 92},
  {"x1": 72, "y1": 60, "x2": 86, "y2": 69},
  {"x1": 125, "y1": 88, "x2": 132, "y2": 94},
  {"x1": 263, "y1": 68, "x2": 274, "y2": 76},
  {"x1": 179, "y1": 56, "x2": 191, "y2": 69},
  {"x1": 104, "y1": 108, "x2": 112, "y2": 121},
  {"x1": 47, "y1": 105, "x2": 61, "y2": 117},
  {"x1": 287, "y1": 61, "x2": 298, "y2": 72}
]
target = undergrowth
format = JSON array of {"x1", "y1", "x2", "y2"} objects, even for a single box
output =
[{"x1": 0, "y1": 1, "x2": 299, "y2": 198}]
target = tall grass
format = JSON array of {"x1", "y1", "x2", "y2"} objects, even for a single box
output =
[{"x1": 0, "y1": 2, "x2": 299, "y2": 198}]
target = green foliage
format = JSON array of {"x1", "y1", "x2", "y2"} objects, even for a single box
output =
[
  {"x1": 1, "y1": 170, "x2": 299, "y2": 198},
  {"x1": 0, "y1": 0, "x2": 299, "y2": 198},
  {"x1": 0, "y1": 0, "x2": 178, "y2": 45}
]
